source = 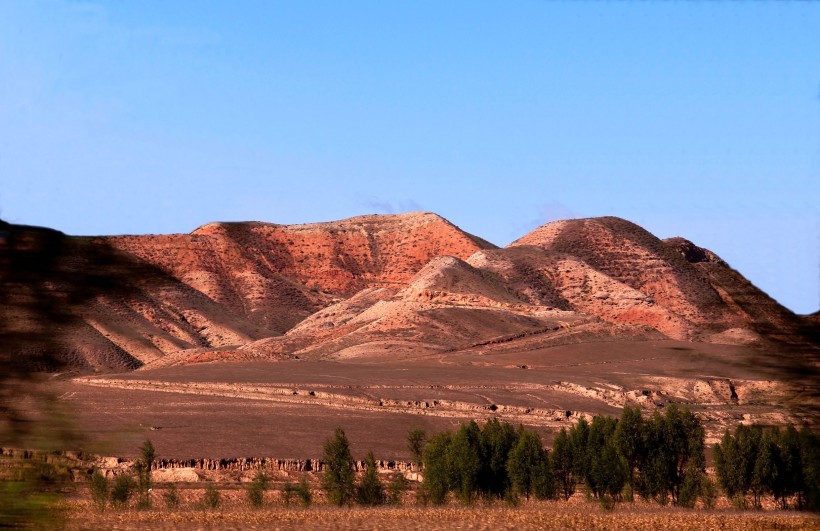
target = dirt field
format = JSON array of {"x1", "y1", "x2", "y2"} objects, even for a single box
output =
[
  {"x1": 63, "y1": 503, "x2": 818, "y2": 530},
  {"x1": 54, "y1": 339, "x2": 816, "y2": 461}
]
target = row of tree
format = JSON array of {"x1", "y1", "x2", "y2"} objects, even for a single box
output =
[
  {"x1": 90, "y1": 415, "x2": 818, "y2": 511},
  {"x1": 321, "y1": 428, "x2": 410, "y2": 506},
  {"x1": 714, "y1": 424, "x2": 818, "y2": 510},
  {"x1": 418, "y1": 406, "x2": 711, "y2": 508}
]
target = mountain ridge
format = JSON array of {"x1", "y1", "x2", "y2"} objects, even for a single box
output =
[{"x1": 1, "y1": 213, "x2": 815, "y2": 372}]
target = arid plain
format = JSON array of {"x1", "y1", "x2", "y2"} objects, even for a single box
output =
[{"x1": 3, "y1": 212, "x2": 818, "y2": 528}]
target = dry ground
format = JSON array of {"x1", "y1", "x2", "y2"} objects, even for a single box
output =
[
  {"x1": 54, "y1": 339, "x2": 816, "y2": 461},
  {"x1": 63, "y1": 503, "x2": 818, "y2": 530}
]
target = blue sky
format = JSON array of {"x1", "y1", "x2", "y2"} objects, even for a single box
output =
[{"x1": 0, "y1": 1, "x2": 818, "y2": 314}]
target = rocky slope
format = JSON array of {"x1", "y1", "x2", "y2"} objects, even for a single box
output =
[{"x1": 2, "y1": 214, "x2": 815, "y2": 371}]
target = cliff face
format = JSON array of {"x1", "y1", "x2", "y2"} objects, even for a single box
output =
[{"x1": 4, "y1": 213, "x2": 814, "y2": 372}]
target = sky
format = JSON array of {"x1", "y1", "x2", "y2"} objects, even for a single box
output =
[{"x1": 0, "y1": 1, "x2": 818, "y2": 314}]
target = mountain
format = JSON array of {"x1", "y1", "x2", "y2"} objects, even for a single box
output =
[{"x1": 2, "y1": 214, "x2": 815, "y2": 372}]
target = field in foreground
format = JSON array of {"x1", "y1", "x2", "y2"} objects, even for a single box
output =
[{"x1": 63, "y1": 503, "x2": 818, "y2": 531}]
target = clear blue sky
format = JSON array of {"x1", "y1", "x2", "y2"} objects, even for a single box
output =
[{"x1": 1, "y1": 1, "x2": 818, "y2": 314}]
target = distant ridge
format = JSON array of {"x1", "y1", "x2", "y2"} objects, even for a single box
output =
[{"x1": 2, "y1": 213, "x2": 815, "y2": 372}]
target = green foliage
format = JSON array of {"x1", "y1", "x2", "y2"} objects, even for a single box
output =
[
  {"x1": 281, "y1": 481, "x2": 296, "y2": 507},
  {"x1": 447, "y1": 421, "x2": 483, "y2": 504},
  {"x1": 479, "y1": 419, "x2": 519, "y2": 499},
  {"x1": 421, "y1": 431, "x2": 453, "y2": 505},
  {"x1": 387, "y1": 474, "x2": 410, "y2": 505},
  {"x1": 297, "y1": 478, "x2": 313, "y2": 506},
  {"x1": 136, "y1": 439, "x2": 155, "y2": 509},
  {"x1": 407, "y1": 428, "x2": 427, "y2": 468},
  {"x1": 552, "y1": 428, "x2": 576, "y2": 501},
  {"x1": 636, "y1": 405, "x2": 705, "y2": 506},
  {"x1": 247, "y1": 470, "x2": 269, "y2": 508},
  {"x1": 110, "y1": 474, "x2": 136, "y2": 508},
  {"x1": 355, "y1": 452, "x2": 385, "y2": 505},
  {"x1": 89, "y1": 469, "x2": 109, "y2": 511},
  {"x1": 798, "y1": 427, "x2": 819, "y2": 511},
  {"x1": 614, "y1": 406, "x2": 643, "y2": 501},
  {"x1": 507, "y1": 429, "x2": 549, "y2": 501},
  {"x1": 321, "y1": 427, "x2": 355, "y2": 506},
  {"x1": 163, "y1": 484, "x2": 180, "y2": 509},
  {"x1": 700, "y1": 475, "x2": 717, "y2": 509},
  {"x1": 203, "y1": 484, "x2": 220, "y2": 509}
]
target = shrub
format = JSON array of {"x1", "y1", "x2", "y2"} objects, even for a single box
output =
[
  {"x1": 355, "y1": 452, "x2": 385, "y2": 506},
  {"x1": 163, "y1": 484, "x2": 180, "y2": 509},
  {"x1": 110, "y1": 474, "x2": 135, "y2": 508},
  {"x1": 203, "y1": 485, "x2": 220, "y2": 509},
  {"x1": 281, "y1": 481, "x2": 296, "y2": 507},
  {"x1": 247, "y1": 471, "x2": 269, "y2": 508},
  {"x1": 296, "y1": 478, "x2": 312, "y2": 507},
  {"x1": 387, "y1": 474, "x2": 410, "y2": 505},
  {"x1": 321, "y1": 428, "x2": 355, "y2": 506},
  {"x1": 89, "y1": 469, "x2": 109, "y2": 511}
]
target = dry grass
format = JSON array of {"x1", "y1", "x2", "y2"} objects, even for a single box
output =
[{"x1": 64, "y1": 501, "x2": 818, "y2": 530}]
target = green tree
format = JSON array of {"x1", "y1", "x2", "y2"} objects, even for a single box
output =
[
  {"x1": 797, "y1": 427, "x2": 818, "y2": 511},
  {"x1": 614, "y1": 406, "x2": 644, "y2": 501},
  {"x1": 407, "y1": 428, "x2": 427, "y2": 469},
  {"x1": 751, "y1": 429, "x2": 781, "y2": 508},
  {"x1": 247, "y1": 470, "x2": 269, "y2": 508},
  {"x1": 507, "y1": 429, "x2": 549, "y2": 501},
  {"x1": 136, "y1": 439, "x2": 155, "y2": 509},
  {"x1": 586, "y1": 415, "x2": 621, "y2": 500},
  {"x1": 321, "y1": 427, "x2": 356, "y2": 506},
  {"x1": 637, "y1": 406, "x2": 705, "y2": 506},
  {"x1": 356, "y1": 451, "x2": 385, "y2": 505},
  {"x1": 552, "y1": 428, "x2": 576, "y2": 500},
  {"x1": 569, "y1": 418, "x2": 591, "y2": 484},
  {"x1": 777, "y1": 425, "x2": 803, "y2": 509},
  {"x1": 479, "y1": 419, "x2": 519, "y2": 499},
  {"x1": 421, "y1": 431, "x2": 453, "y2": 505},
  {"x1": 447, "y1": 421, "x2": 483, "y2": 504}
]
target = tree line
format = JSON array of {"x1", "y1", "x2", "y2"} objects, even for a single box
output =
[
  {"x1": 714, "y1": 424, "x2": 818, "y2": 510},
  {"x1": 417, "y1": 405, "x2": 710, "y2": 508},
  {"x1": 88, "y1": 411, "x2": 818, "y2": 512}
]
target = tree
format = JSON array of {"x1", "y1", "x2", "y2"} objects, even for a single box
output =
[
  {"x1": 479, "y1": 419, "x2": 519, "y2": 499},
  {"x1": 552, "y1": 428, "x2": 576, "y2": 501},
  {"x1": 136, "y1": 439, "x2": 155, "y2": 509},
  {"x1": 421, "y1": 431, "x2": 453, "y2": 505},
  {"x1": 777, "y1": 425, "x2": 804, "y2": 509},
  {"x1": 247, "y1": 470, "x2": 269, "y2": 508},
  {"x1": 356, "y1": 452, "x2": 385, "y2": 505},
  {"x1": 797, "y1": 427, "x2": 819, "y2": 511},
  {"x1": 407, "y1": 428, "x2": 427, "y2": 469},
  {"x1": 507, "y1": 428, "x2": 552, "y2": 501},
  {"x1": 751, "y1": 429, "x2": 781, "y2": 509},
  {"x1": 614, "y1": 406, "x2": 644, "y2": 501},
  {"x1": 586, "y1": 415, "x2": 621, "y2": 501},
  {"x1": 321, "y1": 427, "x2": 355, "y2": 506},
  {"x1": 447, "y1": 421, "x2": 483, "y2": 504},
  {"x1": 637, "y1": 406, "x2": 705, "y2": 506}
]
